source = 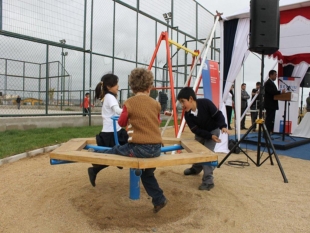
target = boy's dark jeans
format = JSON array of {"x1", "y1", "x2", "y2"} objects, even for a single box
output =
[
  {"x1": 97, "y1": 143, "x2": 166, "y2": 206},
  {"x1": 251, "y1": 110, "x2": 258, "y2": 129},
  {"x1": 187, "y1": 128, "x2": 220, "y2": 185},
  {"x1": 83, "y1": 108, "x2": 89, "y2": 116}
]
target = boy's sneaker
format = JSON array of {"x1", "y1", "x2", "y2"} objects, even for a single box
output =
[
  {"x1": 184, "y1": 168, "x2": 198, "y2": 176},
  {"x1": 88, "y1": 167, "x2": 97, "y2": 187},
  {"x1": 198, "y1": 183, "x2": 214, "y2": 191},
  {"x1": 153, "y1": 199, "x2": 168, "y2": 213}
]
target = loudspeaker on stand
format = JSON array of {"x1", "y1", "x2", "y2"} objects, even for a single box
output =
[{"x1": 249, "y1": 0, "x2": 280, "y2": 55}]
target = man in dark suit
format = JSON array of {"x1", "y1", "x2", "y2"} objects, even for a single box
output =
[{"x1": 264, "y1": 70, "x2": 286, "y2": 134}]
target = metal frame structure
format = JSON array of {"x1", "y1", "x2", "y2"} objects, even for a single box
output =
[{"x1": 0, "y1": 0, "x2": 220, "y2": 121}]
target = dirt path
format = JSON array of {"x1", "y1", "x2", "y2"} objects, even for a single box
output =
[{"x1": 1, "y1": 126, "x2": 310, "y2": 232}]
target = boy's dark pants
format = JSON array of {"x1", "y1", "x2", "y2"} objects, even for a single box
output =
[
  {"x1": 188, "y1": 128, "x2": 220, "y2": 185},
  {"x1": 251, "y1": 110, "x2": 258, "y2": 129},
  {"x1": 265, "y1": 108, "x2": 276, "y2": 133},
  {"x1": 83, "y1": 108, "x2": 89, "y2": 116},
  {"x1": 97, "y1": 143, "x2": 166, "y2": 206}
]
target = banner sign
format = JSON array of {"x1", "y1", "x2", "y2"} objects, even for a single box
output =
[
  {"x1": 201, "y1": 60, "x2": 228, "y2": 153},
  {"x1": 202, "y1": 60, "x2": 220, "y2": 108},
  {"x1": 274, "y1": 77, "x2": 300, "y2": 133}
]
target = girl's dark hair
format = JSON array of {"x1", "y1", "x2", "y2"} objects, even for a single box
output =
[
  {"x1": 95, "y1": 74, "x2": 118, "y2": 100},
  {"x1": 177, "y1": 87, "x2": 197, "y2": 101}
]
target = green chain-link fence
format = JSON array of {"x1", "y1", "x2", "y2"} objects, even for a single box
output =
[{"x1": 0, "y1": 0, "x2": 220, "y2": 118}]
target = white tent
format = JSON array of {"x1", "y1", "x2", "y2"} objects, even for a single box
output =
[{"x1": 220, "y1": 0, "x2": 310, "y2": 137}]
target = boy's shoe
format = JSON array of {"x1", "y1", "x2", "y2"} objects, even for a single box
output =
[
  {"x1": 183, "y1": 168, "x2": 198, "y2": 176},
  {"x1": 153, "y1": 199, "x2": 168, "y2": 213},
  {"x1": 88, "y1": 167, "x2": 97, "y2": 187},
  {"x1": 198, "y1": 183, "x2": 214, "y2": 191}
]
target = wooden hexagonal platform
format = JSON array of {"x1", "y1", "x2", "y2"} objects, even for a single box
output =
[{"x1": 50, "y1": 137, "x2": 218, "y2": 169}]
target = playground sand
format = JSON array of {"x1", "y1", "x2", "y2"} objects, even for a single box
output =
[{"x1": 0, "y1": 125, "x2": 310, "y2": 232}]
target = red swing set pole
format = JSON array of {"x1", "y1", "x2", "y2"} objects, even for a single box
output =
[{"x1": 148, "y1": 31, "x2": 179, "y2": 137}]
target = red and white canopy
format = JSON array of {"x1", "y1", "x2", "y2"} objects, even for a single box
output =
[
  {"x1": 224, "y1": 0, "x2": 310, "y2": 65},
  {"x1": 220, "y1": 0, "x2": 310, "y2": 138}
]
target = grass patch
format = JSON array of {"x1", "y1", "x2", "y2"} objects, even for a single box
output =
[
  {"x1": 0, "y1": 126, "x2": 102, "y2": 159},
  {"x1": 0, "y1": 120, "x2": 179, "y2": 159}
]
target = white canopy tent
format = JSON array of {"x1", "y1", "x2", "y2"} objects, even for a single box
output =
[{"x1": 220, "y1": 0, "x2": 310, "y2": 138}]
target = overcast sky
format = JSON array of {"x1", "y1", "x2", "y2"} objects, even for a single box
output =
[
  {"x1": 2, "y1": 0, "x2": 308, "y2": 105},
  {"x1": 196, "y1": 0, "x2": 249, "y2": 16}
]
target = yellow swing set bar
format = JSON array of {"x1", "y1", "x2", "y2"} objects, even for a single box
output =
[{"x1": 168, "y1": 39, "x2": 199, "y2": 56}]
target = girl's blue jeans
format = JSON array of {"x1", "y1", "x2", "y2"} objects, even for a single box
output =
[{"x1": 96, "y1": 143, "x2": 166, "y2": 206}]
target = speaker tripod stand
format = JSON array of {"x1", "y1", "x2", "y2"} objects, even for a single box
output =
[
  {"x1": 218, "y1": 119, "x2": 288, "y2": 183},
  {"x1": 218, "y1": 54, "x2": 288, "y2": 183}
]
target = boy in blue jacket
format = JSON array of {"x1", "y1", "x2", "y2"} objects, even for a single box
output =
[{"x1": 167, "y1": 87, "x2": 228, "y2": 190}]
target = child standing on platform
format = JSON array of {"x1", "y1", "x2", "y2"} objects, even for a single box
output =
[
  {"x1": 87, "y1": 74, "x2": 128, "y2": 187},
  {"x1": 92, "y1": 68, "x2": 167, "y2": 213}
]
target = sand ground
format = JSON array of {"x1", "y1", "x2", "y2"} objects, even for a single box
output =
[{"x1": 1, "y1": 119, "x2": 310, "y2": 233}]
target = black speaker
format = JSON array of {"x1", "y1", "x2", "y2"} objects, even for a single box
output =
[
  {"x1": 249, "y1": 0, "x2": 280, "y2": 55},
  {"x1": 300, "y1": 72, "x2": 310, "y2": 88}
]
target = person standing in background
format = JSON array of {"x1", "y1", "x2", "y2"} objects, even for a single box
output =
[
  {"x1": 250, "y1": 82, "x2": 261, "y2": 132},
  {"x1": 264, "y1": 70, "x2": 286, "y2": 134},
  {"x1": 224, "y1": 85, "x2": 234, "y2": 130},
  {"x1": 16, "y1": 95, "x2": 21, "y2": 109},
  {"x1": 158, "y1": 91, "x2": 168, "y2": 113},
  {"x1": 241, "y1": 83, "x2": 250, "y2": 130},
  {"x1": 80, "y1": 93, "x2": 94, "y2": 116}
]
